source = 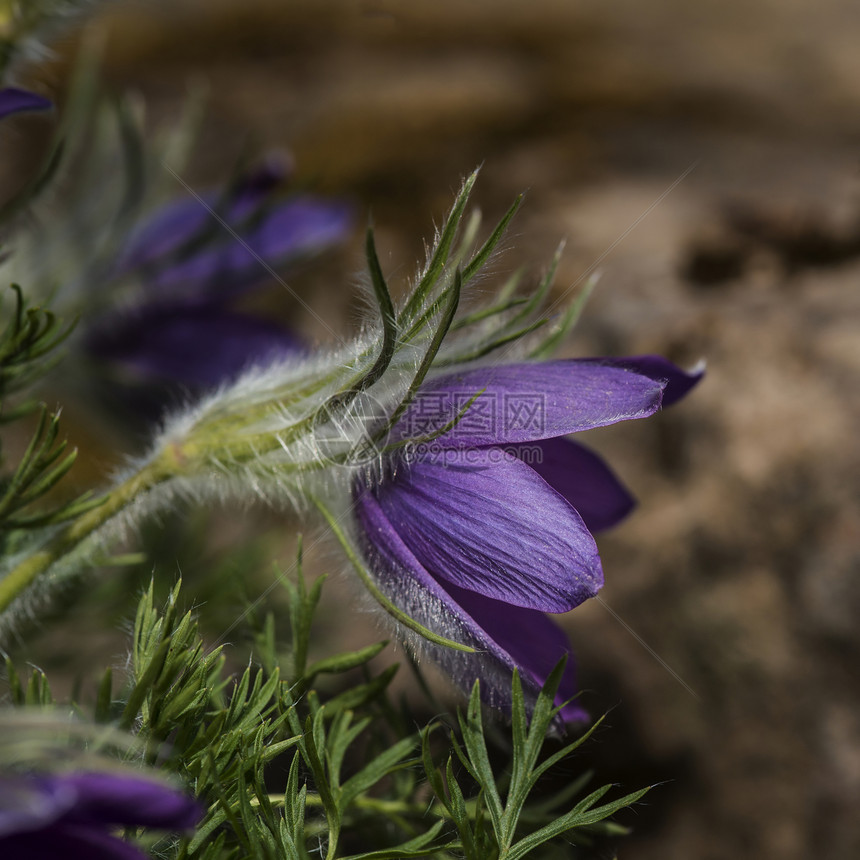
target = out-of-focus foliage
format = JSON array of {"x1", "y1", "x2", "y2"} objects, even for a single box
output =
[
  {"x1": 0, "y1": 286, "x2": 102, "y2": 533},
  {"x1": 4, "y1": 562, "x2": 648, "y2": 859}
]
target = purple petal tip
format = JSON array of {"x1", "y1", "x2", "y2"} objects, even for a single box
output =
[{"x1": 0, "y1": 87, "x2": 52, "y2": 119}]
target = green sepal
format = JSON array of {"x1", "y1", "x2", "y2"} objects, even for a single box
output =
[
  {"x1": 358, "y1": 226, "x2": 398, "y2": 391},
  {"x1": 529, "y1": 271, "x2": 598, "y2": 359},
  {"x1": 380, "y1": 268, "x2": 462, "y2": 439},
  {"x1": 461, "y1": 193, "x2": 523, "y2": 284},
  {"x1": 399, "y1": 169, "x2": 478, "y2": 324},
  {"x1": 311, "y1": 494, "x2": 475, "y2": 654}
]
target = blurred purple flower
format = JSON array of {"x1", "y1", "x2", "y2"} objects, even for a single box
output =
[
  {"x1": 84, "y1": 157, "x2": 352, "y2": 418},
  {"x1": 0, "y1": 87, "x2": 52, "y2": 119},
  {"x1": 110, "y1": 157, "x2": 351, "y2": 303},
  {"x1": 0, "y1": 771, "x2": 201, "y2": 859},
  {"x1": 355, "y1": 355, "x2": 702, "y2": 722}
]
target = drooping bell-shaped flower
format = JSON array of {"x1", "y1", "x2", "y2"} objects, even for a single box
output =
[
  {"x1": 83, "y1": 156, "x2": 352, "y2": 419},
  {"x1": 354, "y1": 357, "x2": 702, "y2": 721}
]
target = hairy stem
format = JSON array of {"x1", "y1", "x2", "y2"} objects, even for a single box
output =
[{"x1": 0, "y1": 450, "x2": 177, "y2": 616}]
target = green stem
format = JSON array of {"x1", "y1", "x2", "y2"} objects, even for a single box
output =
[
  {"x1": 310, "y1": 494, "x2": 475, "y2": 655},
  {"x1": 263, "y1": 791, "x2": 450, "y2": 818},
  {"x1": 0, "y1": 452, "x2": 175, "y2": 615}
]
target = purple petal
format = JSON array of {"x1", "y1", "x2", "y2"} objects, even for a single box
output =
[
  {"x1": 368, "y1": 449, "x2": 602, "y2": 612},
  {"x1": 56, "y1": 773, "x2": 201, "y2": 830},
  {"x1": 85, "y1": 305, "x2": 303, "y2": 388},
  {"x1": 0, "y1": 87, "x2": 52, "y2": 119},
  {"x1": 511, "y1": 438, "x2": 635, "y2": 532},
  {"x1": 114, "y1": 155, "x2": 290, "y2": 275},
  {"x1": 140, "y1": 197, "x2": 353, "y2": 299},
  {"x1": 0, "y1": 824, "x2": 150, "y2": 860},
  {"x1": 575, "y1": 355, "x2": 703, "y2": 407},
  {"x1": 0, "y1": 826, "x2": 148, "y2": 860},
  {"x1": 393, "y1": 360, "x2": 665, "y2": 447},
  {"x1": 0, "y1": 778, "x2": 74, "y2": 837},
  {"x1": 114, "y1": 196, "x2": 221, "y2": 274},
  {"x1": 448, "y1": 582, "x2": 588, "y2": 723},
  {"x1": 355, "y1": 490, "x2": 586, "y2": 722}
]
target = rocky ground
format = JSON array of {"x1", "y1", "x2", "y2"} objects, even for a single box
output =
[{"x1": 13, "y1": 1, "x2": 860, "y2": 858}]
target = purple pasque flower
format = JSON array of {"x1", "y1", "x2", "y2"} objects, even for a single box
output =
[
  {"x1": 0, "y1": 87, "x2": 52, "y2": 120},
  {"x1": 0, "y1": 770, "x2": 201, "y2": 859},
  {"x1": 109, "y1": 156, "x2": 352, "y2": 303},
  {"x1": 354, "y1": 355, "x2": 702, "y2": 722},
  {"x1": 83, "y1": 157, "x2": 352, "y2": 418},
  {"x1": 84, "y1": 302, "x2": 307, "y2": 422}
]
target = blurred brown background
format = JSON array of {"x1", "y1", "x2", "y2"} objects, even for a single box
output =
[{"x1": 23, "y1": 1, "x2": 860, "y2": 858}]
